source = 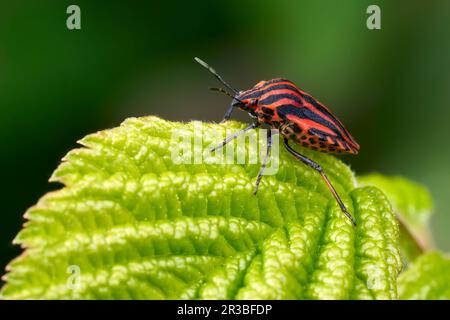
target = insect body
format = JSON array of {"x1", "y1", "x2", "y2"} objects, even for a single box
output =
[{"x1": 195, "y1": 57, "x2": 359, "y2": 225}]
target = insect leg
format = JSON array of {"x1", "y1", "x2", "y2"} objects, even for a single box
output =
[
  {"x1": 253, "y1": 129, "x2": 273, "y2": 195},
  {"x1": 220, "y1": 105, "x2": 235, "y2": 123},
  {"x1": 210, "y1": 122, "x2": 260, "y2": 152},
  {"x1": 283, "y1": 138, "x2": 357, "y2": 226}
]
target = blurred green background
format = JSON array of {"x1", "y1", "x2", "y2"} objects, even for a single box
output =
[{"x1": 1, "y1": 0, "x2": 449, "y2": 274}]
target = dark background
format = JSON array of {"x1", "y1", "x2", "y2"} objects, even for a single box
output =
[{"x1": 1, "y1": 1, "x2": 449, "y2": 275}]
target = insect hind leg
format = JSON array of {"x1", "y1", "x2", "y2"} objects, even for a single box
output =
[{"x1": 283, "y1": 138, "x2": 357, "y2": 226}]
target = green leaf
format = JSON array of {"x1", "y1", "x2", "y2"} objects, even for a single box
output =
[
  {"x1": 358, "y1": 174, "x2": 433, "y2": 264},
  {"x1": 398, "y1": 252, "x2": 450, "y2": 300},
  {"x1": 1, "y1": 116, "x2": 402, "y2": 299},
  {"x1": 358, "y1": 174, "x2": 432, "y2": 227}
]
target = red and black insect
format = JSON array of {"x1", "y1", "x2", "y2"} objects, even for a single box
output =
[{"x1": 195, "y1": 57, "x2": 360, "y2": 225}]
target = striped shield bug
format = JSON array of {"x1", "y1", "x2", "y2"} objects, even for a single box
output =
[{"x1": 195, "y1": 57, "x2": 360, "y2": 226}]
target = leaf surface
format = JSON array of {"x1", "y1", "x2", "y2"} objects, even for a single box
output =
[
  {"x1": 398, "y1": 252, "x2": 450, "y2": 300},
  {"x1": 1, "y1": 117, "x2": 402, "y2": 299},
  {"x1": 358, "y1": 174, "x2": 433, "y2": 263}
]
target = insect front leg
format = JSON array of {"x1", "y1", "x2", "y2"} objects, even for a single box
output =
[
  {"x1": 253, "y1": 128, "x2": 273, "y2": 195},
  {"x1": 220, "y1": 105, "x2": 235, "y2": 123},
  {"x1": 210, "y1": 122, "x2": 260, "y2": 152},
  {"x1": 283, "y1": 138, "x2": 357, "y2": 226}
]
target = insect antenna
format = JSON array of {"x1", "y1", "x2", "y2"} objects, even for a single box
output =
[
  {"x1": 194, "y1": 57, "x2": 239, "y2": 95},
  {"x1": 209, "y1": 87, "x2": 245, "y2": 104}
]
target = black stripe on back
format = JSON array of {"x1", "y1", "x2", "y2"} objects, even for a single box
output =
[
  {"x1": 265, "y1": 78, "x2": 289, "y2": 85},
  {"x1": 309, "y1": 128, "x2": 336, "y2": 140},
  {"x1": 276, "y1": 104, "x2": 344, "y2": 139},
  {"x1": 258, "y1": 93, "x2": 303, "y2": 106},
  {"x1": 301, "y1": 94, "x2": 350, "y2": 137},
  {"x1": 240, "y1": 83, "x2": 300, "y2": 100}
]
